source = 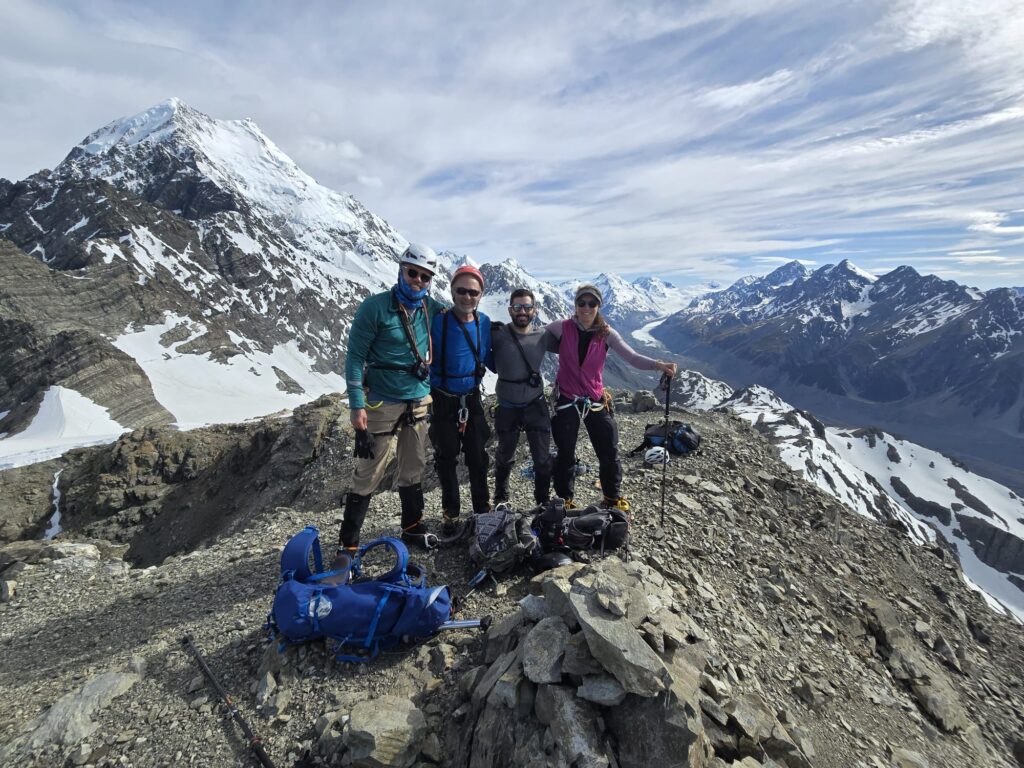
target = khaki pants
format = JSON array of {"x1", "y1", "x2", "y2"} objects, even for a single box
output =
[{"x1": 351, "y1": 397, "x2": 431, "y2": 495}]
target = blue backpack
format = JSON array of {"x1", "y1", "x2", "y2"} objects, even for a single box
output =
[{"x1": 268, "y1": 527, "x2": 452, "y2": 661}]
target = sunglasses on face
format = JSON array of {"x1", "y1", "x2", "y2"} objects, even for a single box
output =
[
  {"x1": 454, "y1": 286, "x2": 481, "y2": 297},
  {"x1": 510, "y1": 303, "x2": 535, "y2": 313},
  {"x1": 404, "y1": 266, "x2": 433, "y2": 282},
  {"x1": 576, "y1": 298, "x2": 599, "y2": 308}
]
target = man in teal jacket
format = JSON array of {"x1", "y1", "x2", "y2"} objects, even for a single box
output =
[{"x1": 340, "y1": 243, "x2": 445, "y2": 552}]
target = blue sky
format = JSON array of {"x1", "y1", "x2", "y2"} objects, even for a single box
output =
[{"x1": 1, "y1": 0, "x2": 1023, "y2": 289}]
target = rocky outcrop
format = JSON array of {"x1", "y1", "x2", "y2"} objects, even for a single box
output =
[{"x1": 0, "y1": 241, "x2": 176, "y2": 432}]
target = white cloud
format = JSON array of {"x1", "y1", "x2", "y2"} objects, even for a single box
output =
[
  {"x1": 1, "y1": 0, "x2": 1023, "y2": 289},
  {"x1": 699, "y1": 69, "x2": 796, "y2": 110}
]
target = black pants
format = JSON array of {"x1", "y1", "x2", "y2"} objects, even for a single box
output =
[
  {"x1": 429, "y1": 387, "x2": 491, "y2": 515},
  {"x1": 551, "y1": 399, "x2": 621, "y2": 502},
  {"x1": 494, "y1": 398, "x2": 553, "y2": 504}
]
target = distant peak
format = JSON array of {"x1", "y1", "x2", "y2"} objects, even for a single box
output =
[
  {"x1": 74, "y1": 98, "x2": 211, "y2": 158},
  {"x1": 762, "y1": 260, "x2": 808, "y2": 287},
  {"x1": 836, "y1": 259, "x2": 877, "y2": 282}
]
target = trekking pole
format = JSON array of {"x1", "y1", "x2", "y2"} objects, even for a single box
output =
[
  {"x1": 439, "y1": 616, "x2": 492, "y2": 631},
  {"x1": 182, "y1": 634, "x2": 276, "y2": 768},
  {"x1": 659, "y1": 372, "x2": 674, "y2": 528}
]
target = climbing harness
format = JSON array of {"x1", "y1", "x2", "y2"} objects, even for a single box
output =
[
  {"x1": 435, "y1": 309, "x2": 486, "y2": 435},
  {"x1": 366, "y1": 400, "x2": 428, "y2": 438},
  {"x1": 555, "y1": 395, "x2": 607, "y2": 430},
  {"x1": 434, "y1": 388, "x2": 474, "y2": 435}
]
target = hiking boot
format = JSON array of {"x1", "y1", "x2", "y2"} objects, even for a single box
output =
[
  {"x1": 399, "y1": 483, "x2": 438, "y2": 549},
  {"x1": 401, "y1": 522, "x2": 438, "y2": 550},
  {"x1": 603, "y1": 496, "x2": 631, "y2": 512},
  {"x1": 564, "y1": 498, "x2": 579, "y2": 510}
]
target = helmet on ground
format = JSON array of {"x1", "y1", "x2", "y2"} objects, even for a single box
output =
[
  {"x1": 644, "y1": 446, "x2": 670, "y2": 466},
  {"x1": 399, "y1": 243, "x2": 439, "y2": 274}
]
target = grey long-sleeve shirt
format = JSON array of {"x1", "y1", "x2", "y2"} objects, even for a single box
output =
[{"x1": 492, "y1": 323, "x2": 548, "y2": 405}]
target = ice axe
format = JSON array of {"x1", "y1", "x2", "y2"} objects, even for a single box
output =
[{"x1": 658, "y1": 371, "x2": 674, "y2": 528}]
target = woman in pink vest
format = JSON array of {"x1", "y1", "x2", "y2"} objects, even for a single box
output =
[{"x1": 543, "y1": 284, "x2": 677, "y2": 511}]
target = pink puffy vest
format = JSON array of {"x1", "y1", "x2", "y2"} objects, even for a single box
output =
[{"x1": 555, "y1": 319, "x2": 608, "y2": 400}]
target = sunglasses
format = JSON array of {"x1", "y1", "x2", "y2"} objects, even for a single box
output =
[
  {"x1": 454, "y1": 286, "x2": 481, "y2": 297},
  {"x1": 576, "y1": 298, "x2": 599, "y2": 308},
  {"x1": 404, "y1": 266, "x2": 433, "y2": 282},
  {"x1": 510, "y1": 303, "x2": 535, "y2": 313}
]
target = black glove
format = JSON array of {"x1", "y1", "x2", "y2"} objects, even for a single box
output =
[{"x1": 353, "y1": 429, "x2": 376, "y2": 460}]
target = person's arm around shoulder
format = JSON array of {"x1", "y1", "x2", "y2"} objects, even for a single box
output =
[
  {"x1": 427, "y1": 295, "x2": 450, "y2": 317},
  {"x1": 480, "y1": 313, "x2": 496, "y2": 372},
  {"x1": 541, "y1": 319, "x2": 562, "y2": 353}
]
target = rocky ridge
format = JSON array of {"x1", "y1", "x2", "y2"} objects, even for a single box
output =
[{"x1": 1, "y1": 398, "x2": 1023, "y2": 767}]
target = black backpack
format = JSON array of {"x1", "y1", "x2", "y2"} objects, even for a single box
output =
[
  {"x1": 531, "y1": 498, "x2": 629, "y2": 556},
  {"x1": 633, "y1": 420, "x2": 702, "y2": 455}
]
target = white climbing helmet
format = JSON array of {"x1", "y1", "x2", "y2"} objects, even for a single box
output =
[
  {"x1": 644, "y1": 446, "x2": 670, "y2": 466},
  {"x1": 399, "y1": 243, "x2": 439, "y2": 274}
]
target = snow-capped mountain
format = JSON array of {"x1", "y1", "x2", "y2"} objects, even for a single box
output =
[
  {"x1": 556, "y1": 272, "x2": 716, "y2": 332},
  {"x1": 0, "y1": 99, "x2": 425, "y2": 455},
  {"x1": 671, "y1": 374, "x2": 1024, "y2": 621},
  {"x1": 476, "y1": 257, "x2": 573, "y2": 326},
  {"x1": 655, "y1": 259, "x2": 1024, "y2": 494}
]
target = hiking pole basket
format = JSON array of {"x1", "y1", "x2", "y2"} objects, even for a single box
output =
[
  {"x1": 182, "y1": 633, "x2": 276, "y2": 768},
  {"x1": 659, "y1": 372, "x2": 674, "y2": 528}
]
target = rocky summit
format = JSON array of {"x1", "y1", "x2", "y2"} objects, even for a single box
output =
[{"x1": 1, "y1": 394, "x2": 1023, "y2": 768}]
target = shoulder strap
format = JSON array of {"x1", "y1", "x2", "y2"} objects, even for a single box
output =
[
  {"x1": 354, "y1": 536, "x2": 410, "y2": 584},
  {"x1": 454, "y1": 312, "x2": 483, "y2": 367},
  {"x1": 441, "y1": 310, "x2": 449, "y2": 388},
  {"x1": 280, "y1": 526, "x2": 322, "y2": 581},
  {"x1": 395, "y1": 294, "x2": 430, "y2": 368},
  {"x1": 508, "y1": 327, "x2": 537, "y2": 380},
  {"x1": 441, "y1": 310, "x2": 485, "y2": 384}
]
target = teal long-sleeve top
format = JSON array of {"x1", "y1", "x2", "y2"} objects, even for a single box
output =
[{"x1": 344, "y1": 289, "x2": 445, "y2": 409}]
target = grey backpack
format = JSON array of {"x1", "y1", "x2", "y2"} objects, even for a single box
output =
[{"x1": 468, "y1": 507, "x2": 539, "y2": 575}]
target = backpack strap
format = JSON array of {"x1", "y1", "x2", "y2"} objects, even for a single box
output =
[
  {"x1": 280, "y1": 526, "x2": 322, "y2": 581},
  {"x1": 353, "y1": 536, "x2": 410, "y2": 584},
  {"x1": 499, "y1": 325, "x2": 539, "y2": 385}
]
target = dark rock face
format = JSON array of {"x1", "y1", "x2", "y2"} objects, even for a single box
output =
[
  {"x1": 889, "y1": 476, "x2": 952, "y2": 526},
  {"x1": 955, "y1": 514, "x2": 1024, "y2": 575}
]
